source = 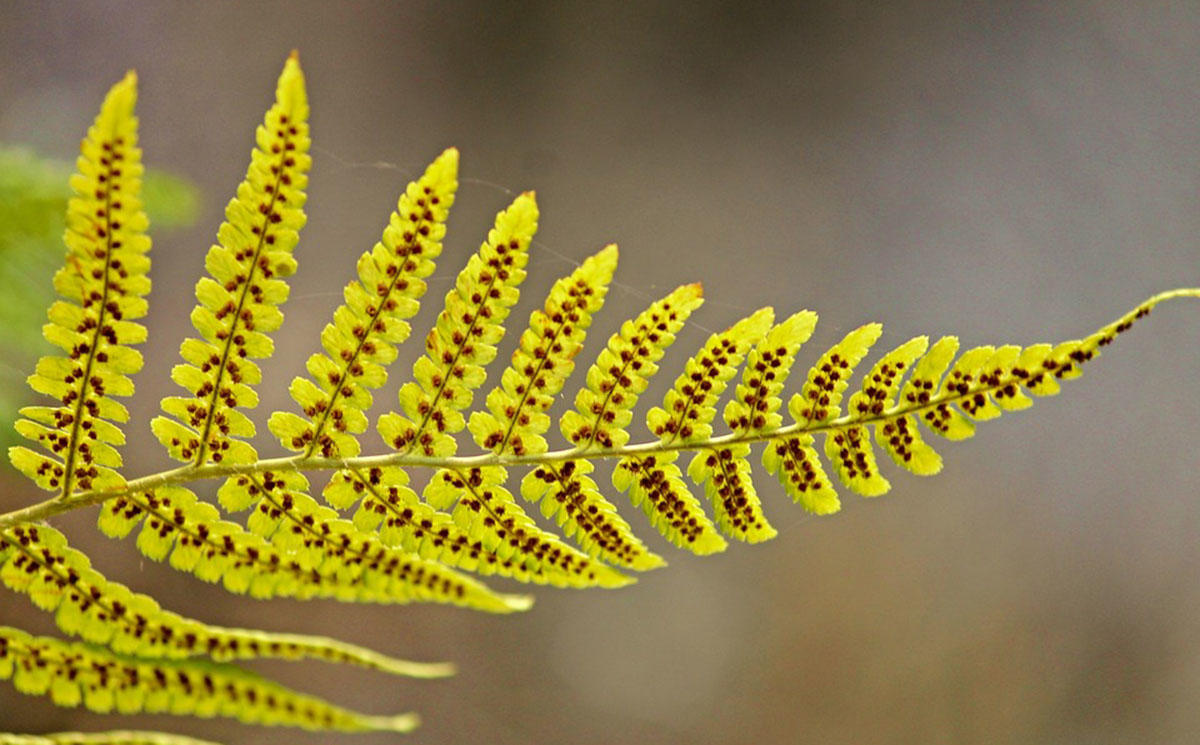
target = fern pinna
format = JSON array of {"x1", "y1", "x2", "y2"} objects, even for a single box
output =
[{"x1": 1, "y1": 55, "x2": 1196, "y2": 744}]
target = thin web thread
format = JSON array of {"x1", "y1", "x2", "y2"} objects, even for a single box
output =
[{"x1": 308, "y1": 145, "x2": 784, "y2": 334}]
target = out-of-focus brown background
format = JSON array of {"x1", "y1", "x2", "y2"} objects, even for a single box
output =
[{"x1": 2, "y1": 2, "x2": 1198, "y2": 743}]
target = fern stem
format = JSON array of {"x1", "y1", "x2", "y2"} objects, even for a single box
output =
[{"x1": 3, "y1": 288, "x2": 1196, "y2": 532}]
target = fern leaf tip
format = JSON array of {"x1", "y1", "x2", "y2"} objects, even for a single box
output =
[
  {"x1": 366, "y1": 712, "x2": 421, "y2": 733},
  {"x1": 506, "y1": 594, "x2": 536, "y2": 612},
  {"x1": 410, "y1": 661, "x2": 457, "y2": 679},
  {"x1": 600, "y1": 572, "x2": 638, "y2": 589},
  {"x1": 277, "y1": 52, "x2": 308, "y2": 109},
  {"x1": 372, "y1": 656, "x2": 457, "y2": 679}
]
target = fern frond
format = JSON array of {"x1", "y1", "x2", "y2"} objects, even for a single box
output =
[
  {"x1": 0, "y1": 731, "x2": 222, "y2": 745},
  {"x1": 759, "y1": 293, "x2": 1185, "y2": 513},
  {"x1": 520, "y1": 458, "x2": 661, "y2": 570},
  {"x1": 327, "y1": 465, "x2": 556, "y2": 582},
  {"x1": 327, "y1": 462, "x2": 626, "y2": 588},
  {"x1": 268, "y1": 148, "x2": 458, "y2": 460},
  {"x1": 373, "y1": 195, "x2": 637, "y2": 583},
  {"x1": 728, "y1": 312, "x2": 823, "y2": 516},
  {"x1": 688, "y1": 311, "x2": 818, "y2": 543},
  {"x1": 610, "y1": 454, "x2": 720, "y2": 553},
  {"x1": 0, "y1": 627, "x2": 418, "y2": 733},
  {"x1": 881, "y1": 335, "x2": 957, "y2": 475},
  {"x1": 561, "y1": 283, "x2": 705, "y2": 450},
  {"x1": 557, "y1": 284, "x2": 721, "y2": 554},
  {"x1": 378, "y1": 192, "x2": 536, "y2": 457},
  {"x1": 97, "y1": 486, "x2": 409, "y2": 601},
  {"x1": 649, "y1": 307, "x2": 776, "y2": 442},
  {"x1": 723, "y1": 311, "x2": 818, "y2": 434},
  {"x1": 530, "y1": 284, "x2": 717, "y2": 559},
  {"x1": 791, "y1": 323, "x2": 884, "y2": 426},
  {"x1": 672, "y1": 308, "x2": 775, "y2": 542},
  {"x1": 151, "y1": 54, "x2": 310, "y2": 468},
  {"x1": 423, "y1": 243, "x2": 655, "y2": 571},
  {"x1": 4, "y1": 54, "x2": 1196, "y2": 745},
  {"x1": 761, "y1": 324, "x2": 882, "y2": 513},
  {"x1": 9, "y1": 72, "x2": 149, "y2": 497},
  {"x1": 0, "y1": 524, "x2": 452, "y2": 677}
]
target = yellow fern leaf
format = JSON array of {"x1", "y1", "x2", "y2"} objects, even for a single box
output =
[
  {"x1": 825, "y1": 336, "x2": 929, "y2": 497},
  {"x1": 10, "y1": 72, "x2": 148, "y2": 497},
  {"x1": 0, "y1": 626, "x2": 417, "y2": 732},
  {"x1": 218, "y1": 471, "x2": 529, "y2": 612},
  {"x1": 428, "y1": 467, "x2": 631, "y2": 586},
  {"x1": 469, "y1": 244, "x2": 618, "y2": 456},
  {"x1": 268, "y1": 148, "x2": 458, "y2": 459},
  {"x1": 326, "y1": 466, "x2": 561, "y2": 583},
  {"x1": 0, "y1": 524, "x2": 452, "y2": 678},
  {"x1": 378, "y1": 193, "x2": 536, "y2": 457},
  {"x1": 151, "y1": 54, "x2": 310, "y2": 467}
]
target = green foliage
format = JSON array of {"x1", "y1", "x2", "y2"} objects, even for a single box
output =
[{"x1": 1, "y1": 54, "x2": 1195, "y2": 744}]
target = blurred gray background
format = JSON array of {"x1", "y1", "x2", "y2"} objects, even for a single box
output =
[{"x1": 2, "y1": 1, "x2": 1198, "y2": 743}]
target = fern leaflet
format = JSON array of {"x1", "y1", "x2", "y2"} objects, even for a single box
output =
[
  {"x1": 10, "y1": 72, "x2": 149, "y2": 497},
  {"x1": 151, "y1": 54, "x2": 310, "y2": 468},
  {"x1": 0, "y1": 627, "x2": 417, "y2": 732},
  {"x1": 0, "y1": 524, "x2": 452, "y2": 677},
  {"x1": 268, "y1": 147, "x2": 458, "y2": 459}
]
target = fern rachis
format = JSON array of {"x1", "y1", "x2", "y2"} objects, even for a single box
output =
[{"x1": 0, "y1": 55, "x2": 1196, "y2": 743}]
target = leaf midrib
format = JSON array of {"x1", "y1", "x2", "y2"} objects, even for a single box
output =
[{"x1": 61, "y1": 147, "x2": 118, "y2": 497}]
